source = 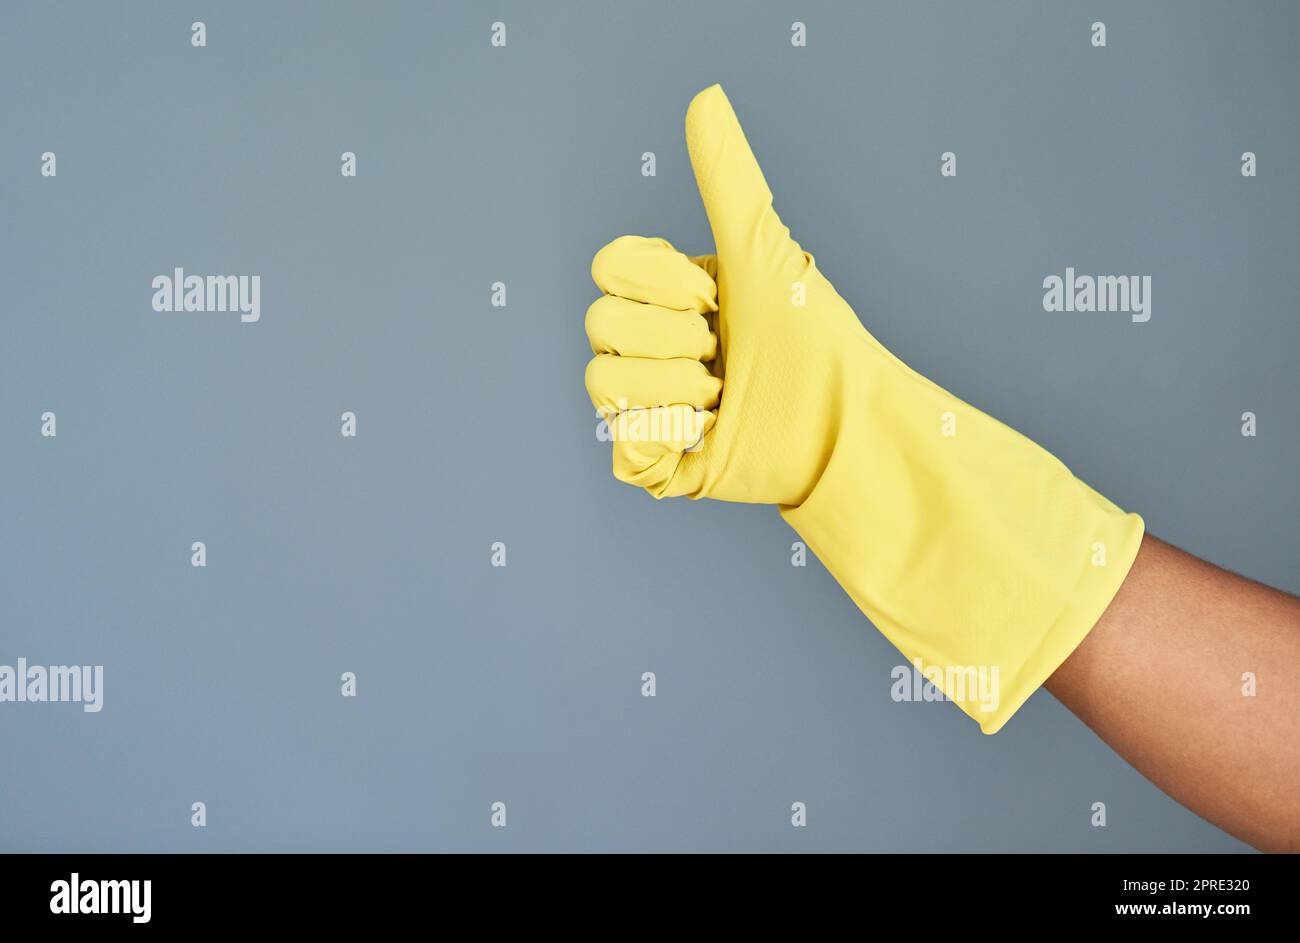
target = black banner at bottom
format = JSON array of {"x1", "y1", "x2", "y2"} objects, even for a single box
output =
[{"x1": 0, "y1": 852, "x2": 1283, "y2": 929}]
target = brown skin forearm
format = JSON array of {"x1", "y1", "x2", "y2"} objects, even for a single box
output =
[{"x1": 1045, "y1": 534, "x2": 1300, "y2": 852}]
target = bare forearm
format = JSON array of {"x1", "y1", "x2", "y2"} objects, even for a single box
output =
[{"x1": 1046, "y1": 534, "x2": 1300, "y2": 852}]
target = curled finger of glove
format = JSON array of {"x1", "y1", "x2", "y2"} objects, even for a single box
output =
[
  {"x1": 586, "y1": 295, "x2": 717, "y2": 361},
  {"x1": 591, "y1": 236, "x2": 717, "y2": 312},
  {"x1": 585, "y1": 354, "x2": 721, "y2": 415},
  {"x1": 609, "y1": 406, "x2": 715, "y2": 493}
]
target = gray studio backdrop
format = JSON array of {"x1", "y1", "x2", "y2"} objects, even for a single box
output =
[{"x1": 2, "y1": 1, "x2": 1296, "y2": 852}]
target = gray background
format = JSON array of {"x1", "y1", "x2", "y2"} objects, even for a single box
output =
[{"x1": 1, "y1": 1, "x2": 1295, "y2": 852}]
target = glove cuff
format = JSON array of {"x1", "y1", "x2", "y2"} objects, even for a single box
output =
[{"x1": 779, "y1": 341, "x2": 1144, "y2": 733}]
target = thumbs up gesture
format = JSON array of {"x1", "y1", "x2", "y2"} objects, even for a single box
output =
[
  {"x1": 585, "y1": 85, "x2": 863, "y2": 504},
  {"x1": 583, "y1": 85, "x2": 1145, "y2": 735}
]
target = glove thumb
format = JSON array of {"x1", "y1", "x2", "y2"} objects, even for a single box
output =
[{"x1": 685, "y1": 85, "x2": 800, "y2": 274}]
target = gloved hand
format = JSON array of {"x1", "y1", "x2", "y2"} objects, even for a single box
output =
[{"x1": 584, "y1": 85, "x2": 1144, "y2": 733}]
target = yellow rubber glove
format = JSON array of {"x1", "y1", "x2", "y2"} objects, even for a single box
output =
[{"x1": 584, "y1": 85, "x2": 1144, "y2": 733}]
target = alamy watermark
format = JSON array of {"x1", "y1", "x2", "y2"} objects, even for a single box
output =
[
  {"x1": 0, "y1": 658, "x2": 103, "y2": 712},
  {"x1": 891, "y1": 658, "x2": 1000, "y2": 715},
  {"x1": 50, "y1": 873, "x2": 150, "y2": 923},
  {"x1": 596, "y1": 401, "x2": 710, "y2": 450},
  {"x1": 152, "y1": 268, "x2": 260, "y2": 323},
  {"x1": 1043, "y1": 267, "x2": 1151, "y2": 323}
]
